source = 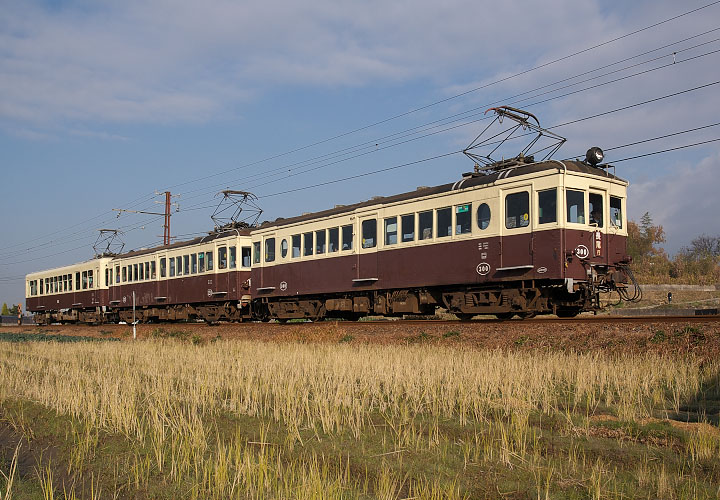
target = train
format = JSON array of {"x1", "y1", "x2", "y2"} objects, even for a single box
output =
[{"x1": 24, "y1": 108, "x2": 642, "y2": 324}]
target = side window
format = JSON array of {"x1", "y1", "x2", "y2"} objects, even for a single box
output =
[
  {"x1": 610, "y1": 196, "x2": 623, "y2": 228},
  {"x1": 316, "y1": 230, "x2": 326, "y2": 254},
  {"x1": 105, "y1": 269, "x2": 110, "y2": 287},
  {"x1": 230, "y1": 246, "x2": 237, "y2": 269},
  {"x1": 341, "y1": 225, "x2": 353, "y2": 250},
  {"x1": 88, "y1": 270, "x2": 93, "y2": 288},
  {"x1": 303, "y1": 232, "x2": 313, "y2": 256},
  {"x1": 139, "y1": 262, "x2": 144, "y2": 280},
  {"x1": 82, "y1": 271, "x2": 88, "y2": 290},
  {"x1": 116, "y1": 266, "x2": 120, "y2": 284},
  {"x1": 180, "y1": 256, "x2": 186, "y2": 276},
  {"x1": 198, "y1": 252, "x2": 205, "y2": 273},
  {"x1": 191, "y1": 254, "x2": 197, "y2": 274},
  {"x1": 362, "y1": 219, "x2": 377, "y2": 249},
  {"x1": 385, "y1": 217, "x2": 397, "y2": 245},
  {"x1": 206, "y1": 251, "x2": 213, "y2": 270},
  {"x1": 401, "y1": 214, "x2": 415, "y2": 242},
  {"x1": 170, "y1": 257, "x2": 176, "y2": 277},
  {"x1": 566, "y1": 190, "x2": 585, "y2": 224},
  {"x1": 292, "y1": 235, "x2": 301, "y2": 258},
  {"x1": 144, "y1": 262, "x2": 150, "y2": 280},
  {"x1": 538, "y1": 189, "x2": 557, "y2": 224},
  {"x1": 151, "y1": 261, "x2": 156, "y2": 279},
  {"x1": 505, "y1": 192, "x2": 529, "y2": 229},
  {"x1": 328, "y1": 228, "x2": 339, "y2": 252},
  {"x1": 39, "y1": 279, "x2": 43, "y2": 295},
  {"x1": 76, "y1": 272, "x2": 81, "y2": 289},
  {"x1": 242, "y1": 246, "x2": 251, "y2": 267},
  {"x1": 218, "y1": 247, "x2": 227, "y2": 269},
  {"x1": 477, "y1": 203, "x2": 491, "y2": 230},
  {"x1": 419, "y1": 210, "x2": 433, "y2": 240},
  {"x1": 455, "y1": 204, "x2": 471, "y2": 235},
  {"x1": 265, "y1": 238, "x2": 276, "y2": 262},
  {"x1": 160, "y1": 258, "x2": 166, "y2": 278},
  {"x1": 281, "y1": 239, "x2": 288, "y2": 258},
  {"x1": 589, "y1": 193, "x2": 604, "y2": 227},
  {"x1": 133, "y1": 264, "x2": 139, "y2": 281},
  {"x1": 122, "y1": 267, "x2": 127, "y2": 282},
  {"x1": 253, "y1": 242, "x2": 261, "y2": 264}
]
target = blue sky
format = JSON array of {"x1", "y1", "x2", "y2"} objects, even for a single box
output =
[{"x1": 1, "y1": 0, "x2": 720, "y2": 305}]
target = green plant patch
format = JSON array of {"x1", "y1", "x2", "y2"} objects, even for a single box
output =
[{"x1": 0, "y1": 332, "x2": 119, "y2": 343}]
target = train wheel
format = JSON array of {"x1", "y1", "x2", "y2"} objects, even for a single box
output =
[{"x1": 495, "y1": 312, "x2": 515, "y2": 320}]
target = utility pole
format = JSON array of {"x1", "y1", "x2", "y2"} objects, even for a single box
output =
[{"x1": 113, "y1": 191, "x2": 179, "y2": 246}]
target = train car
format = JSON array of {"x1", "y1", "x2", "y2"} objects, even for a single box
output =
[
  {"x1": 249, "y1": 153, "x2": 637, "y2": 321},
  {"x1": 107, "y1": 229, "x2": 254, "y2": 323},
  {"x1": 26, "y1": 257, "x2": 113, "y2": 324}
]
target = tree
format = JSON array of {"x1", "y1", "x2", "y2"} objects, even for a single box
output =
[
  {"x1": 627, "y1": 212, "x2": 666, "y2": 261},
  {"x1": 9, "y1": 304, "x2": 18, "y2": 316},
  {"x1": 1, "y1": 303, "x2": 9, "y2": 315},
  {"x1": 679, "y1": 234, "x2": 720, "y2": 260}
]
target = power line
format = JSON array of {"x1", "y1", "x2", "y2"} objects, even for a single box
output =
[{"x1": 613, "y1": 137, "x2": 720, "y2": 162}]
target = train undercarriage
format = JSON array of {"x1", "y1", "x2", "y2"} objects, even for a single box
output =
[{"x1": 32, "y1": 273, "x2": 640, "y2": 325}]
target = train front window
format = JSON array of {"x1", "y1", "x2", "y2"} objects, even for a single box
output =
[
  {"x1": 589, "y1": 193, "x2": 603, "y2": 227},
  {"x1": 362, "y1": 219, "x2": 377, "y2": 249},
  {"x1": 241, "y1": 246, "x2": 251, "y2": 267},
  {"x1": 303, "y1": 232, "x2": 313, "y2": 256},
  {"x1": 456, "y1": 204, "x2": 471, "y2": 235},
  {"x1": 253, "y1": 242, "x2": 261, "y2": 264},
  {"x1": 292, "y1": 235, "x2": 301, "y2": 257},
  {"x1": 328, "y1": 228, "x2": 339, "y2": 252},
  {"x1": 419, "y1": 210, "x2": 433, "y2": 240},
  {"x1": 566, "y1": 190, "x2": 585, "y2": 224},
  {"x1": 218, "y1": 247, "x2": 227, "y2": 269},
  {"x1": 265, "y1": 238, "x2": 276, "y2": 262},
  {"x1": 505, "y1": 192, "x2": 529, "y2": 229},
  {"x1": 315, "y1": 230, "x2": 326, "y2": 254},
  {"x1": 401, "y1": 214, "x2": 414, "y2": 242},
  {"x1": 610, "y1": 196, "x2": 623, "y2": 228},
  {"x1": 385, "y1": 217, "x2": 397, "y2": 245},
  {"x1": 341, "y1": 225, "x2": 353, "y2": 250},
  {"x1": 538, "y1": 189, "x2": 557, "y2": 224}
]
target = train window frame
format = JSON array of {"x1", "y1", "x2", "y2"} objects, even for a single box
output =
[
  {"x1": 589, "y1": 192, "x2": 604, "y2": 228},
  {"x1": 538, "y1": 189, "x2": 557, "y2": 225},
  {"x1": 253, "y1": 242, "x2": 261, "y2": 264},
  {"x1": 198, "y1": 252, "x2": 205, "y2": 273},
  {"x1": 151, "y1": 261, "x2": 156, "y2": 279},
  {"x1": 88, "y1": 270, "x2": 93, "y2": 288},
  {"x1": 291, "y1": 234, "x2": 301, "y2": 258},
  {"x1": 419, "y1": 210, "x2": 433, "y2": 240},
  {"x1": 191, "y1": 254, "x2": 198, "y2": 274},
  {"x1": 169, "y1": 257, "x2": 176, "y2": 277},
  {"x1": 241, "y1": 246, "x2": 251, "y2": 267},
  {"x1": 139, "y1": 262, "x2": 145, "y2": 280},
  {"x1": 281, "y1": 239, "x2": 288, "y2": 258},
  {"x1": 122, "y1": 267, "x2": 127, "y2": 282},
  {"x1": 401, "y1": 213, "x2": 415, "y2": 242},
  {"x1": 385, "y1": 216, "x2": 398, "y2": 245},
  {"x1": 477, "y1": 203, "x2": 491, "y2": 230},
  {"x1": 178, "y1": 256, "x2": 184, "y2": 276},
  {"x1": 505, "y1": 191, "x2": 530, "y2": 229},
  {"x1": 39, "y1": 278, "x2": 43, "y2": 295},
  {"x1": 328, "y1": 227, "x2": 339, "y2": 252},
  {"x1": 105, "y1": 269, "x2": 109, "y2": 287},
  {"x1": 184, "y1": 255, "x2": 190, "y2": 274},
  {"x1": 82, "y1": 271, "x2": 88, "y2": 290},
  {"x1": 265, "y1": 238, "x2": 276, "y2": 263},
  {"x1": 610, "y1": 196, "x2": 623, "y2": 228},
  {"x1": 218, "y1": 247, "x2": 227, "y2": 269},
  {"x1": 206, "y1": 251, "x2": 213, "y2": 271},
  {"x1": 116, "y1": 266, "x2": 121, "y2": 283},
  {"x1": 315, "y1": 229, "x2": 326, "y2": 254},
  {"x1": 76, "y1": 272, "x2": 80, "y2": 289},
  {"x1": 361, "y1": 219, "x2": 377, "y2": 249},
  {"x1": 303, "y1": 232, "x2": 313, "y2": 257},
  {"x1": 160, "y1": 258, "x2": 167, "y2": 278},
  {"x1": 341, "y1": 225, "x2": 353, "y2": 251},
  {"x1": 134, "y1": 264, "x2": 139, "y2": 281},
  {"x1": 230, "y1": 246, "x2": 237, "y2": 269},
  {"x1": 440, "y1": 206, "x2": 453, "y2": 237},
  {"x1": 566, "y1": 189, "x2": 586, "y2": 224},
  {"x1": 455, "y1": 204, "x2": 471, "y2": 235}
]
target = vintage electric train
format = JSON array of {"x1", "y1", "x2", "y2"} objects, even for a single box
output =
[{"x1": 25, "y1": 149, "x2": 639, "y2": 324}]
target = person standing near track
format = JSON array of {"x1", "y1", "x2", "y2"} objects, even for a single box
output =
[{"x1": 17, "y1": 304, "x2": 22, "y2": 326}]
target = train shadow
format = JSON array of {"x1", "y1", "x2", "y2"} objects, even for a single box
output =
[{"x1": 669, "y1": 367, "x2": 720, "y2": 426}]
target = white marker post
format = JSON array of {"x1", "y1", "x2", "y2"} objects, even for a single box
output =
[{"x1": 132, "y1": 291, "x2": 137, "y2": 340}]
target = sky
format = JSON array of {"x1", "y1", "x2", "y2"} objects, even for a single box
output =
[{"x1": 1, "y1": 0, "x2": 719, "y2": 306}]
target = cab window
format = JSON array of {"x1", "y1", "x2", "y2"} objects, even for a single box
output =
[
  {"x1": 253, "y1": 242, "x2": 261, "y2": 264},
  {"x1": 230, "y1": 246, "x2": 237, "y2": 268},
  {"x1": 455, "y1": 204, "x2": 471, "y2": 234},
  {"x1": 610, "y1": 197, "x2": 623, "y2": 228},
  {"x1": 505, "y1": 192, "x2": 529, "y2": 229},
  {"x1": 566, "y1": 190, "x2": 585, "y2": 224},
  {"x1": 589, "y1": 193, "x2": 603, "y2": 227},
  {"x1": 242, "y1": 246, "x2": 251, "y2": 267},
  {"x1": 218, "y1": 247, "x2": 227, "y2": 269},
  {"x1": 538, "y1": 189, "x2": 557, "y2": 224}
]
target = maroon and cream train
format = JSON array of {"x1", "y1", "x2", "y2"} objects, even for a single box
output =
[{"x1": 25, "y1": 153, "x2": 638, "y2": 324}]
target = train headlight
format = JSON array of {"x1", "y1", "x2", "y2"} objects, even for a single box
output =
[{"x1": 586, "y1": 147, "x2": 604, "y2": 166}]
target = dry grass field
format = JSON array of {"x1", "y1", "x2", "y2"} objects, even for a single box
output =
[{"x1": 0, "y1": 326, "x2": 719, "y2": 499}]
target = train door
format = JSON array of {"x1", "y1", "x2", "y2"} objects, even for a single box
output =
[
  {"x1": 356, "y1": 214, "x2": 379, "y2": 281},
  {"x1": 214, "y1": 245, "x2": 230, "y2": 296},
  {"x1": 589, "y1": 190, "x2": 609, "y2": 265},
  {"x1": 499, "y1": 187, "x2": 534, "y2": 271},
  {"x1": 156, "y1": 253, "x2": 168, "y2": 302}
]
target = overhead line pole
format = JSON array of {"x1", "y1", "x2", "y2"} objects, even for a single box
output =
[{"x1": 113, "y1": 191, "x2": 178, "y2": 246}]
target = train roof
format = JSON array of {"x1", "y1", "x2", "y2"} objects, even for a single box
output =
[
  {"x1": 116, "y1": 227, "x2": 252, "y2": 259},
  {"x1": 257, "y1": 159, "x2": 626, "y2": 231}
]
